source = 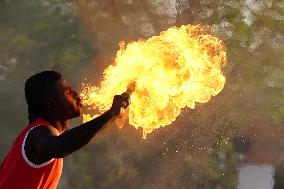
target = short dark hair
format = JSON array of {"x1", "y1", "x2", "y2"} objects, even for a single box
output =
[{"x1": 25, "y1": 71, "x2": 62, "y2": 122}]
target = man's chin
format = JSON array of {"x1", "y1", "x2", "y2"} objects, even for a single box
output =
[
  {"x1": 76, "y1": 108, "x2": 83, "y2": 117},
  {"x1": 70, "y1": 109, "x2": 82, "y2": 119}
]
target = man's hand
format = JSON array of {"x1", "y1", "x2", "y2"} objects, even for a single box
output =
[{"x1": 110, "y1": 93, "x2": 130, "y2": 117}]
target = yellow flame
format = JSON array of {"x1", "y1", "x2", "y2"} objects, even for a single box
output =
[{"x1": 81, "y1": 24, "x2": 227, "y2": 139}]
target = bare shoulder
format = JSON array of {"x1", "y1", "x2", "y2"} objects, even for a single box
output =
[
  {"x1": 26, "y1": 124, "x2": 60, "y2": 150},
  {"x1": 29, "y1": 124, "x2": 60, "y2": 139},
  {"x1": 22, "y1": 125, "x2": 59, "y2": 163}
]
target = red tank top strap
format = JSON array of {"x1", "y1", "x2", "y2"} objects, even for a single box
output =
[
  {"x1": 21, "y1": 118, "x2": 54, "y2": 168},
  {"x1": 0, "y1": 118, "x2": 63, "y2": 189}
]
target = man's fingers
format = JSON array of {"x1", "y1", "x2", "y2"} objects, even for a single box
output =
[
  {"x1": 113, "y1": 95, "x2": 121, "y2": 101},
  {"x1": 121, "y1": 101, "x2": 129, "y2": 108},
  {"x1": 123, "y1": 95, "x2": 131, "y2": 108},
  {"x1": 111, "y1": 93, "x2": 131, "y2": 116}
]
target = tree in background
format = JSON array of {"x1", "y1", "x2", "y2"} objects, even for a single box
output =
[{"x1": 0, "y1": 0, "x2": 94, "y2": 157}]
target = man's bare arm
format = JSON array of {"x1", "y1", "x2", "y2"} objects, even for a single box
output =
[{"x1": 25, "y1": 95, "x2": 128, "y2": 163}]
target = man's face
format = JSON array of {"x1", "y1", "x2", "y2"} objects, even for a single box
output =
[{"x1": 50, "y1": 79, "x2": 83, "y2": 120}]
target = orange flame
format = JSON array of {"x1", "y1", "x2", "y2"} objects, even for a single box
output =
[{"x1": 80, "y1": 24, "x2": 227, "y2": 139}]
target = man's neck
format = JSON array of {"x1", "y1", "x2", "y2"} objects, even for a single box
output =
[
  {"x1": 49, "y1": 119, "x2": 68, "y2": 133},
  {"x1": 41, "y1": 114, "x2": 68, "y2": 133}
]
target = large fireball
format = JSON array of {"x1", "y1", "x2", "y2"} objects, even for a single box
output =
[{"x1": 81, "y1": 24, "x2": 227, "y2": 139}]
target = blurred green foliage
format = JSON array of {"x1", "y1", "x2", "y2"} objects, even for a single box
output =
[
  {"x1": 0, "y1": 0, "x2": 94, "y2": 156},
  {"x1": 0, "y1": 0, "x2": 283, "y2": 189}
]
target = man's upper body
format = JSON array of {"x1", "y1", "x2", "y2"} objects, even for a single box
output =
[
  {"x1": 0, "y1": 71, "x2": 129, "y2": 189},
  {"x1": 0, "y1": 119, "x2": 63, "y2": 189}
]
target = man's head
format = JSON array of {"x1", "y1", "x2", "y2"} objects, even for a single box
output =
[{"x1": 25, "y1": 71, "x2": 82, "y2": 122}]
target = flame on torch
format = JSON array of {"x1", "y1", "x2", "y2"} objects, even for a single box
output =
[{"x1": 81, "y1": 24, "x2": 227, "y2": 139}]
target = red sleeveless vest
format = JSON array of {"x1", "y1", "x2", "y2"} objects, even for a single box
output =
[{"x1": 0, "y1": 119, "x2": 63, "y2": 189}]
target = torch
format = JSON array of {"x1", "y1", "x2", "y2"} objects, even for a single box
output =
[
  {"x1": 120, "y1": 81, "x2": 136, "y2": 113},
  {"x1": 115, "y1": 81, "x2": 136, "y2": 129}
]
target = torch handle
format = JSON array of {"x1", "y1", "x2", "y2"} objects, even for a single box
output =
[{"x1": 118, "y1": 81, "x2": 136, "y2": 115}]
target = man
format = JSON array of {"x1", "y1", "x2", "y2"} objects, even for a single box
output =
[{"x1": 0, "y1": 71, "x2": 129, "y2": 189}]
